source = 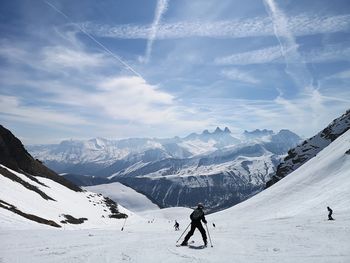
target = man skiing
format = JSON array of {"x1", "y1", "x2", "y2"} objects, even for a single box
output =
[
  {"x1": 180, "y1": 203, "x2": 207, "y2": 247},
  {"x1": 327, "y1": 206, "x2": 334, "y2": 220},
  {"x1": 174, "y1": 220, "x2": 179, "y2": 231}
]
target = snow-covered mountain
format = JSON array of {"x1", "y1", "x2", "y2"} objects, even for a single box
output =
[
  {"x1": 108, "y1": 129, "x2": 301, "y2": 212},
  {"x1": 1, "y1": 127, "x2": 349, "y2": 263},
  {"x1": 0, "y1": 125, "x2": 128, "y2": 229},
  {"x1": 266, "y1": 109, "x2": 350, "y2": 187},
  {"x1": 28, "y1": 128, "x2": 302, "y2": 212}
]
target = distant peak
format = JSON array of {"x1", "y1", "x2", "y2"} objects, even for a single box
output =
[
  {"x1": 214, "y1": 127, "x2": 223, "y2": 134},
  {"x1": 202, "y1": 129, "x2": 210, "y2": 135},
  {"x1": 224, "y1": 127, "x2": 231, "y2": 133}
]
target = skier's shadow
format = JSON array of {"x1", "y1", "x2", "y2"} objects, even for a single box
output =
[{"x1": 188, "y1": 245, "x2": 206, "y2": 250}]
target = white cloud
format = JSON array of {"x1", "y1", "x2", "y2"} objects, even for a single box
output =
[
  {"x1": 42, "y1": 46, "x2": 107, "y2": 70},
  {"x1": 80, "y1": 14, "x2": 350, "y2": 40},
  {"x1": 221, "y1": 68, "x2": 259, "y2": 84},
  {"x1": 0, "y1": 95, "x2": 88, "y2": 126},
  {"x1": 0, "y1": 41, "x2": 109, "y2": 73}
]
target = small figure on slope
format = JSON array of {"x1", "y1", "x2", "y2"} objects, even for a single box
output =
[
  {"x1": 327, "y1": 206, "x2": 334, "y2": 220},
  {"x1": 180, "y1": 203, "x2": 207, "y2": 247},
  {"x1": 174, "y1": 220, "x2": 179, "y2": 231}
]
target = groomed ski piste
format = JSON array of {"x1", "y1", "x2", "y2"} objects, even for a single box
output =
[{"x1": 1, "y1": 131, "x2": 350, "y2": 262}]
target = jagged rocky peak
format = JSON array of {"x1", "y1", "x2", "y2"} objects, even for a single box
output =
[
  {"x1": 200, "y1": 127, "x2": 231, "y2": 135},
  {"x1": 214, "y1": 127, "x2": 223, "y2": 134},
  {"x1": 224, "y1": 127, "x2": 231, "y2": 133}
]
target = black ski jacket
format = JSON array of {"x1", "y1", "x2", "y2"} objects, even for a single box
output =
[{"x1": 190, "y1": 208, "x2": 207, "y2": 224}]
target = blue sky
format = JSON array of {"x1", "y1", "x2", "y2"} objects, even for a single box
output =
[{"x1": 0, "y1": 0, "x2": 349, "y2": 144}]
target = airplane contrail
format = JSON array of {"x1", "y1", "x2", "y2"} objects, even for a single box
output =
[
  {"x1": 44, "y1": 1, "x2": 143, "y2": 79},
  {"x1": 143, "y1": 0, "x2": 169, "y2": 63},
  {"x1": 263, "y1": 0, "x2": 313, "y2": 90}
]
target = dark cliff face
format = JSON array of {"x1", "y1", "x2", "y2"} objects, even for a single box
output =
[
  {"x1": 0, "y1": 125, "x2": 81, "y2": 192},
  {"x1": 266, "y1": 110, "x2": 350, "y2": 188}
]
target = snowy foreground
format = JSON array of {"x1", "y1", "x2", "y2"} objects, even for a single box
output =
[{"x1": 1, "y1": 131, "x2": 350, "y2": 262}]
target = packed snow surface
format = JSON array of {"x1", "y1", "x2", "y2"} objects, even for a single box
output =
[
  {"x1": 85, "y1": 182, "x2": 159, "y2": 212},
  {"x1": 1, "y1": 131, "x2": 349, "y2": 262}
]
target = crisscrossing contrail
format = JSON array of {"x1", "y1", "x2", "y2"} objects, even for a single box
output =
[{"x1": 44, "y1": 1, "x2": 143, "y2": 79}]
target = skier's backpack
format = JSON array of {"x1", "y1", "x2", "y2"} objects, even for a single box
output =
[{"x1": 190, "y1": 208, "x2": 204, "y2": 221}]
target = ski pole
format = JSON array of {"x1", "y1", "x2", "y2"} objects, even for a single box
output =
[
  {"x1": 121, "y1": 217, "x2": 127, "y2": 231},
  {"x1": 176, "y1": 223, "x2": 191, "y2": 243},
  {"x1": 205, "y1": 223, "x2": 213, "y2": 247}
]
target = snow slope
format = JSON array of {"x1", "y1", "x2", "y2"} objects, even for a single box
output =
[
  {"x1": 0, "y1": 164, "x2": 129, "y2": 230},
  {"x1": 85, "y1": 182, "x2": 160, "y2": 212},
  {"x1": 1, "y1": 131, "x2": 349, "y2": 262}
]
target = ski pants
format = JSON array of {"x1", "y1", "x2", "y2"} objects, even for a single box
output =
[{"x1": 183, "y1": 221, "x2": 207, "y2": 243}]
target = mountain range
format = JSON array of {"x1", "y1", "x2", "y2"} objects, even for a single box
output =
[{"x1": 28, "y1": 127, "x2": 302, "y2": 212}]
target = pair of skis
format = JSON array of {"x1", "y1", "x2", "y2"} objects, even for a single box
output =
[{"x1": 176, "y1": 240, "x2": 209, "y2": 248}]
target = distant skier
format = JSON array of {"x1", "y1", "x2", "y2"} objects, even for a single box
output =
[
  {"x1": 180, "y1": 203, "x2": 207, "y2": 247},
  {"x1": 174, "y1": 220, "x2": 179, "y2": 231},
  {"x1": 212, "y1": 223, "x2": 216, "y2": 228},
  {"x1": 327, "y1": 206, "x2": 334, "y2": 220}
]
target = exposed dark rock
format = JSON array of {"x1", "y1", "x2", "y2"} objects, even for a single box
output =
[
  {"x1": 104, "y1": 197, "x2": 128, "y2": 219},
  {"x1": 60, "y1": 214, "x2": 88, "y2": 224},
  {"x1": 345, "y1": 149, "x2": 350, "y2": 155},
  {"x1": 0, "y1": 166, "x2": 55, "y2": 201},
  {"x1": 0, "y1": 199, "x2": 61, "y2": 228}
]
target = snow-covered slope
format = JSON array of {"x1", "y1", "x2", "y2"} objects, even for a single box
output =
[
  {"x1": 0, "y1": 165, "x2": 128, "y2": 229},
  {"x1": 1, "y1": 128, "x2": 349, "y2": 263},
  {"x1": 85, "y1": 182, "x2": 159, "y2": 212},
  {"x1": 216, "y1": 129, "x2": 350, "y2": 221},
  {"x1": 0, "y1": 125, "x2": 128, "y2": 229}
]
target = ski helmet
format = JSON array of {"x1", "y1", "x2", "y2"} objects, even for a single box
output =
[{"x1": 197, "y1": 203, "x2": 204, "y2": 209}]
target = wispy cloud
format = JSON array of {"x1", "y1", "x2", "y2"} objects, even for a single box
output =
[
  {"x1": 80, "y1": 14, "x2": 350, "y2": 40},
  {"x1": 215, "y1": 43, "x2": 350, "y2": 66},
  {"x1": 42, "y1": 46, "x2": 107, "y2": 71},
  {"x1": 190, "y1": 90, "x2": 350, "y2": 137},
  {"x1": 215, "y1": 46, "x2": 282, "y2": 65},
  {"x1": 141, "y1": 0, "x2": 169, "y2": 63},
  {"x1": 221, "y1": 68, "x2": 259, "y2": 84},
  {"x1": 0, "y1": 95, "x2": 88, "y2": 126}
]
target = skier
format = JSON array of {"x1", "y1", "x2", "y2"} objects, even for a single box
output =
[
  {"x1": 180, "y1": 203, "x2": 207, "y2": 247},
  {"x1": 327, "y1": 206, "x2": 334, "y2": 220},
  {"x1": 174, "y1": 220, "x2": 179, "y2": 231}
]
